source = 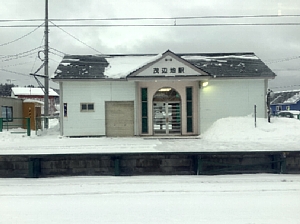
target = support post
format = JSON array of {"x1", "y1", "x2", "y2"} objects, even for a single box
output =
[
  {"x1": 44, "y1": 0, "x2": 49, "y2": 129},
  {"x1": 28, "y1": 158, "x2": 41, "y2": 178},
  {"x1": 0, "y1": 118, "x2": 2, "y2": 132},
  {"x1": 26, "y1": 118, "x2": 31, "y2": 136},
  {"x1": 280, "y1": 152, "x2": 286, "y2": 174},
  {"x1": 197, "y1": 157, "x2": 203, "y2": 175},
  {"x1": 254, "y1": 105, "x2": 257, "y2": 128},
  {"x1": 266, "y1": 89, "x2": 273, "y2": 123},
  {"x1": 114, "y1": 158, "x2": 120, "y2": 176}
]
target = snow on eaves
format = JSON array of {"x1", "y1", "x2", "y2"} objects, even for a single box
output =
[
  {"x1": 284, "y1": 93, "x2": 300, "y2": 104},
  {"x1": 104, "y1": 54, "x2": 161, "y2": 79},
  {"x1": 182, "y1": 54, "x2": 259, "y2": 61},
  {"x1": 12, "y1": 87, "x2": 59, "y2": 97}
]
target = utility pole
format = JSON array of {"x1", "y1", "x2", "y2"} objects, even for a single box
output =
[
  {"x1": 44, "y1": 0, "x2": 49, "y2": 129},
  {"x1": 266, "y1": 89, "x2": 273, "y2": 123}
]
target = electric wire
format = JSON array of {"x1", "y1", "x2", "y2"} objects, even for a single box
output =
[
  {"x1": 31, "y1": 35, "x2": 45, "y2": 73},
  {"x1": 1, "y1": 51, "x2": 40, "y2": 62},
  {"x1": 1, "y1": 22, "x2": 300, "y2": 28},
  {"x1": 49, "y1": 47, "x2": 67, "y2": 55},
  {"x1": 266, "y1": 55, "x2": 300, "y2": 64},
  {"x1": 0, "y1": 46, "x2": 43, "y2": 59},
  {"x1": 50, "y1": 21, "x2": 103, "y2": 54},
  {"x1": 0, "y1": 14, "x2": 300, "y2": 22},
  {"x1": 49, "y1": 51, "x2": 64, "y2": 57},
  {"x1": 0, "y1": 61, "x2": 32, "y2": 69},
  {"x1": 0, "y1": 68, "x2": 31, "y2": 77},
  {"x1": 0, "y1": 23, "x2": 44, "y2": 47}
]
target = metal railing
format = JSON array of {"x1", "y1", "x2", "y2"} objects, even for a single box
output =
[{"x1": 0, "y1": 117, "x2": 31, "y2": 136}]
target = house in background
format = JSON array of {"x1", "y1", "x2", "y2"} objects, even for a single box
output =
[
  {"x1": 53, "y1": 50, "x2": 275, "y2": 137},
  {"x1": 270, "y1": 90, "x2": 300, "y2": 115},
  {"x1": 11, "y1": 87, "x2": 59, "y2": 116},
  {"x1": 0, "y1": 96, "x2": 23, "y2": 129}
]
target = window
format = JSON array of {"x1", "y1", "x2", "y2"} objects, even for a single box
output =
[
  {"x1": 141, "y1": 88, "x2": 148, "y2": 134},
  {"x1": 186, "y1": 87, "x2": 193, "y2": 132},
  {"x1": 63, "y1": 103, "x2": 68, "y2": 117},
  {"x1": 1, "y1": 106, "x2": 13, "y2": 122},
  {"x1": 80, "y1": 103, "x2": 94, "y2": 112},
  {"x1": 276, "y1": 105, "x2": 282, "y2": 111}
]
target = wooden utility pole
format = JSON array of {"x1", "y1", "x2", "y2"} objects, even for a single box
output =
[{"x1": 44, "y1": 0, "x2": 49, "y2": 129}]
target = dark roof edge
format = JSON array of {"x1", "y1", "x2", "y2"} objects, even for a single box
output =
[{"x1": 63, "y1": 52, "x2": 256, "y2": 58}]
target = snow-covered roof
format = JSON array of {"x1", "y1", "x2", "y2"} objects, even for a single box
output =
[
  {"x1": 11, "y1": 87, "x2": 59, "y2": 97},
  {"x1": 104, "y1": 55, "x2": 161, "y2": 79},
  {"x1": 53, "y1": 50, "x2": 275, "y2": 80},
  {"x1": 271, "y1": 90, "x2": 300, "y2": 105},
  {"x1": 23, "y1": 99, "x2": 44, "y2": 105}
]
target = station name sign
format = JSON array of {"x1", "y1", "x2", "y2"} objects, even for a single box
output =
[{"x1": 153, "y1": 67, "x2": 185, "y2": 74}]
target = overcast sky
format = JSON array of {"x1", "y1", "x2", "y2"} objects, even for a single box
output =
[{"x1": 0, "y1": 0, "x2": 299, "y2": 91}]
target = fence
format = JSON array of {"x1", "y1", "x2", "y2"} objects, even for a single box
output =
[{"x1": 0, "y1": 117, "x2": 31, "y2": 136}]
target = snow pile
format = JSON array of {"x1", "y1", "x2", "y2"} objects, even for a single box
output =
[{"x1": 202, "y1": 116, "x2": 300, "y2": 143}]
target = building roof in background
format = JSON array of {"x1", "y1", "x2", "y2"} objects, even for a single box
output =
[
  {"x1": 271, "y1": 90, "x2": 300, "y2": 105},
  {"x1": 53, "y1": 51, "x2": 275, "y2": 80},
  {"x1": 11, "y1": 87, "x2": 59, "y2": 97}
]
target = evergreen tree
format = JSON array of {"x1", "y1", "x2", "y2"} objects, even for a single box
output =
[{"x1": 0, "y1": 83, "x2": 16, "y2": 97}]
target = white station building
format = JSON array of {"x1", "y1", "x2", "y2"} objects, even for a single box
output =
[{"x1": 53, "y1": 50, "x2": 275, "y2": 137}]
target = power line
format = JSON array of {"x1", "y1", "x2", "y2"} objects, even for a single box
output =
[
  {"x1": 49, "y1": 50, "x2": 64, "y2": 57},
  {"x1": 0, "y1": 23, "x2": 44, "y2": 47},
  {"x1": 270, "y1": 84, "x2": 300, "y2": 90},
  {"x1": 31, "y1": 35, "x2": 45, "y2": 73},
  {"x1": 1, "y1": 14, "x2": 300, "y2": 22},
  {"x1": 1, "y1": 22, "x2": 300, "y2": 28},
  {"x1": 266, "y1": 55, "x2": 300, "y2": 64},
  {"x1": 0, "y1": 46, "x2": 43, "y2": 59},
  {"x1": 49, "y1": 57, "x2": 62, "y2": 63},
  {"x1": 0, "y1": 61, "x2": 33, "y2": 69},
  {"x1": 1, "y1": 51, "x2": 40, "y2": 62},
  {"x1": 0, "y1": 68, "x2": 31, "y2": 77},
  {"x1": 49, "y1": 47, "x2": 67, "y2": 55},
  {"x1": 50, "y1": 21, "x2": 103, "y2": 54}
]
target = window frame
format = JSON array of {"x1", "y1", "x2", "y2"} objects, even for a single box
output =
[
  {"x1": 276, "y1": 105, "x2": 282, "y2": 111},
  {"x1": 186, "y1": 87, "x2": 193, "y2": 133},
  {"x1": 141, "y1": 88, "x2": 148, "y2": 134},
  {"x1": 1, "y1": 106, "x2": 13, "y2": 122},
  {"x1": 80, "y1": 103, "x2": 95, "y2": 112}
]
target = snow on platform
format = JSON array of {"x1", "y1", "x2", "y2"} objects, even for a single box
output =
[
  {"x1": 0, "y1": 174, "x2": 299, "y2": 223},
  {"x1": 0, "y1": 116, "x2": 299, "y2": 155}
]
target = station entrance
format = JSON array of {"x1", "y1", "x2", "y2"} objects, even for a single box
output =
[{"x1": 153, "y1": 87, "x2": 181, "y2": 135}]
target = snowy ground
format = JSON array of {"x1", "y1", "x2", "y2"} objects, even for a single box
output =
[
  {"x1": 0, "y1": 116, "x2": 299, "y2": 154},
  {"x1": 1, "y1": 174, "x2": 300, "y2": 223},
  {"x1": 1, "y1": 117, "x2": 300, "y2": 223}
]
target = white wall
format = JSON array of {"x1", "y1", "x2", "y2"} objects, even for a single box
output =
[
  {"x1": 199, "y1": 79, "x2": 267, "y2": 134},
  {"x1": 61, "y1": 81, "x2": 135, "y2": 136}
]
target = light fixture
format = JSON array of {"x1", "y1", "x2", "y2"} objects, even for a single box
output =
[
  {"x1": 202, "y1": 81, "x2": 209, "y2": 87},
  {"x1": 159, "y1": 87, "x2": 172, "y2": 92}
]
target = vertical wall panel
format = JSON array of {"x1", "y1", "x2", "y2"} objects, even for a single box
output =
[
  {"x1": 199, "y1": 79, "x2": 266, "y2": 134},
  {"x1": 62, "y1": 81, "x2": 135, "y2": 136}
]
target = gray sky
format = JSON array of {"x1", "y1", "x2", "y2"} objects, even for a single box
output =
[{"x1": 0, "y1": 0, "x2": 299, "y2": 91}]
